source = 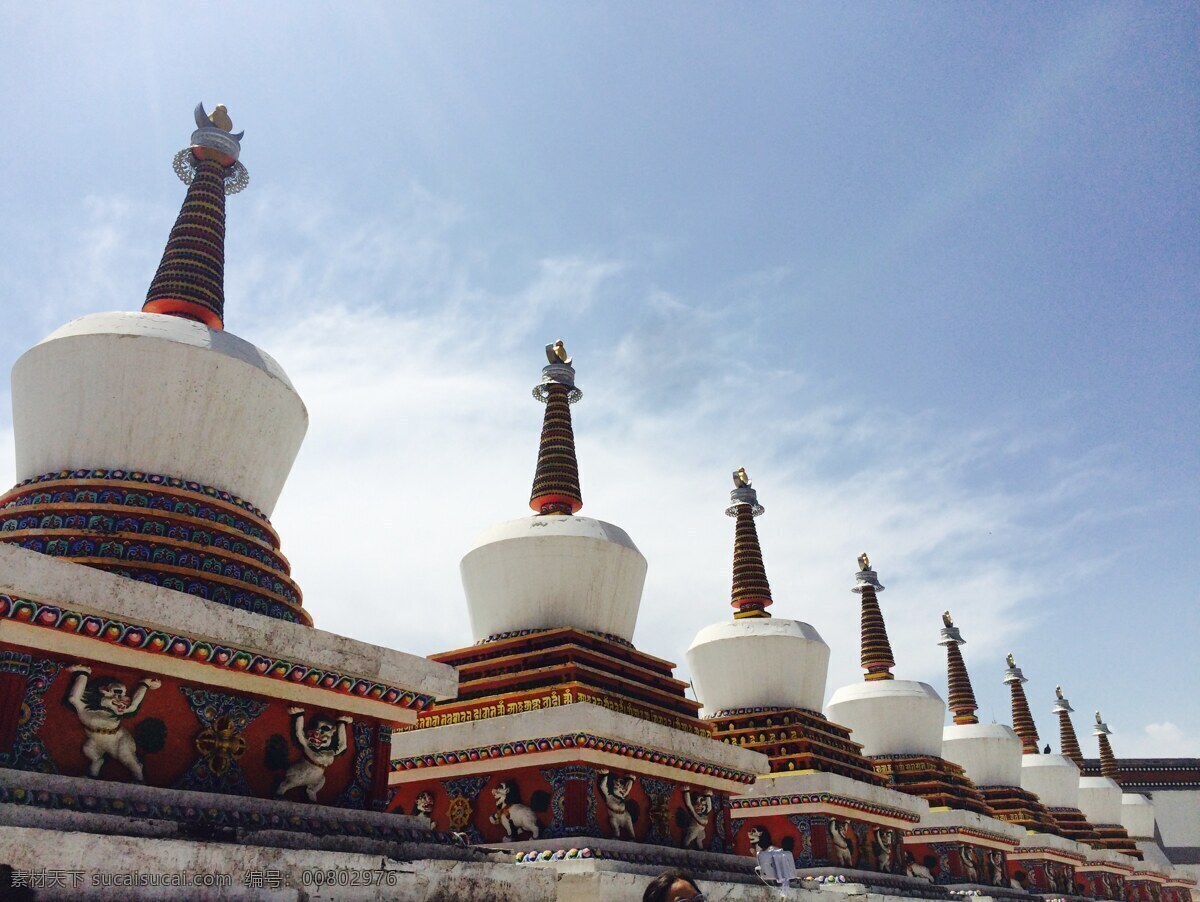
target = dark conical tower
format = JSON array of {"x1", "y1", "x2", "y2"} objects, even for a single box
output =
[
  {"x1": 529, "y1": 341, "x2": 583, "y2": 515},
  {"x1": 144, "y1": 103, "x2": 249, "y2": 330}
]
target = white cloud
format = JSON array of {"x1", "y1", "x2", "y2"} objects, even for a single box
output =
[
  {"x1": 1117, "y1": 722, "x2": 1200, "y2": 759},
  {"x1": 0, "y1": 184, "x2": 1145, "y2": 729}
]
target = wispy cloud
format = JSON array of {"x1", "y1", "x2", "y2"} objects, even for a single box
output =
[{"x1": 0, "y1": 186, "x2": 1153, "y2": 736}]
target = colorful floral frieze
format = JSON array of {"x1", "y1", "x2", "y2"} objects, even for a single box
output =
[
  {"x1": 0, "y1": 595, "x2": 434, "y2": 711},
  {"x1": 4, "y1": 469, "x2": 269, "y2": 522},
  {"x1": 729, "y1": 791, "x2": 920, "y2": 823},
  {"x1": 0, "y1": 511, "x2": 287, "y2": 573},
  {"x1": 513, "y1": 848, "x2": 601, "y2": 862},
  {"x1": 390, "y1": 733, "x2": 756, "y2": 784}
]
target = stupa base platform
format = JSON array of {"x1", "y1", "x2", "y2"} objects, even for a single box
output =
[
  {"x1": 978, "y1": 783, "x2": 1063, "y2": 835},
  {"x1": 0, "y1": 546, "x2": 455, "y2": 811},
  {"x1": 1048, "y1": 806, "x2": 1104, "y2": 845},
  {"x1": 1007, "y1": 831, "x2": 1090, "y2": 895},
  {"x1": 726, "y1": 770, "x2": 925, "y2": 876},
  {"x1": 0, "y1": 768, "x2": 447, "y2": 854},
  {"x1": 1074, "y1": 848, "x2": 1136, "y2": 900},
  {"x1": 707, "y1": 706, "x2": 886, "y2": 783},
  {"x1": 422, "y1": 627, "x2": 709, "y2": 737},
  {"x1": 1089, "y1": 822, "x2": 1143, "y2": 859},
  {"x1": 1127, "y1": 865, "x2": 1171, "y2": 902},
  {"x1": 387, "y1": 702, "x2": 766, "y2": 853},
  {"x1": 1163, "y1": 874, "x2": 1198, "y2": 902},
  {"x1": 902, "y1": 806, "x2": 1025, "y2": 889},
  {"x1": 872, "y1": 753, "x2": 994, "y2": 816}
]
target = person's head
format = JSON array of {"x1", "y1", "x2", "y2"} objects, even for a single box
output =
[{"x1": 643, "y1": 869, "x2": 703, "y2": 902}]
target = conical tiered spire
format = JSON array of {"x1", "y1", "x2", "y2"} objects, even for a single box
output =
[
  {"x1": 938, "y1": 612, "x2": 979, "y2": 724},
  {"x1": 725, "y1": 468, "x2": 772, "y2": 619},
  {"x1": 144, "y1": 102, "x2": 249, "y2": 330},
  {"x1": 1053, "y1": 686, "x2": 1084, "y2": 767},
  {"x1": 853, "y1": 554, "x2": 895, "y2": 680},
  {"x1": 1003, "y1": 653, "x2": 1041, "y2": 754},
  {"x1": 529, "y1": 341, "x2": 583, "y2": 515},
  {"x1": 1094, "y1": 711, "x2": 1119, "y2": 780}
]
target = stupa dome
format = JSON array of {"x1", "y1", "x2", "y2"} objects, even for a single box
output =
[
  {"x1": 1121, "y1": 793, "x2": 1155, "y2": 841},
  {"x1": 1020, "y1": 753, "x2": 1081, "y2": 807},
  {"x1": 825, "y1": 678, "x2": 945, "y2": 757},
  {"x1": 461, "y1": 513, "x2": 646, "y2": 642},
  {"x1": 942, "y1": 722, "x2": 1023, "y2": 787},
  {"x1": 11, "y1": 312, "x2": 307, "y2": 516},
  {"x1": 688, "y1": 617, "x2": 829, "y2": 715}
]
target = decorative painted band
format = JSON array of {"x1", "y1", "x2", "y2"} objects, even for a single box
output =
[
  {"x1": 0, "y1": 594, "x2": 434, "y2": 711},
  {"x1": 2, "y1": 534, "x2": 300, "y2": 606},
  {"x1": 103, "y1": 565, "x2": 305, "y2": 624},
  {"x1": 710, "y1": 705, "x2": 796, "y2": 718},
  {"x1": 474, "y1": 627, "x2": 634, "y2": 649},
  {"x1": 0, "y1": 511, "x2": 285, "y2": 572},
  {"x1": 390, "y1": 732, "x2": 757, "y2": 784},
  {"x1": 4, "y1": 469, "x2": 271, "y2": 523},
  {"x1": 2, "y1": 481, "x2": 276, "y2": 546},
  {"x1": 1010, "y1": 849, "x2": 1089, "y2": 863},
  {"x1": 905, "y1": 825, "x2": 1021, "y2": 846},
  {"x1": 728, "y1": 791, "x2": 920, "y2": 822}
]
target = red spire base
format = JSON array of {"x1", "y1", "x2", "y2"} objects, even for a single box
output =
[
  {"x1": 1056, "y1": 707, "x2": 1084, "y2": 767},
  {"x1": 857, "y1": 583, "x2": 895, "y2": 681}
]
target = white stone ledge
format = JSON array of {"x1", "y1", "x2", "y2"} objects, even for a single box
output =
[
  {"x1": 735, "y1": 770, "x2": 929, "y2": 821},
  {"x1": 390, "y1": 702, "x2": 769, "y2": 776},
  {"x1": 0, "y1": 544, "x2": 458, "y2": 700}
]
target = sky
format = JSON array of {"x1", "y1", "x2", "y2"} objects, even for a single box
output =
[{"x1": 0, "y1": 3, "x2": 1196, "y2": 757}]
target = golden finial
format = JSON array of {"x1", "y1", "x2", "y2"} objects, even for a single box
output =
[
  {"x1": 942, "y1": 610, "x2": 953, "y2": 628},
  {"x1": 1056, "y1": 685, "x2": 1064, "y2": 700},
  {"x1": 545, "y1": 340, "x2": 572, "y2": 366},
  {"x1": 732, "y1": 467, "x2": 751, "y2": 488},
  {"x1": 1006, "y1": 652, "x2": 1016, "y2": 668},
  {"x1": 208, "y1": 104, "x2": 234, "y2": 133},
  {"x1": 1095, "y1": 710, "x2": 1103, "y2": 724},
  {"x1": 857, "y1": 552, "x2": 871, "y2": 572}
]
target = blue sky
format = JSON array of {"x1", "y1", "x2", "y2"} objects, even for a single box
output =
[{"x1": 0, "y1": 4, "x2": 1196, "y2": 756}]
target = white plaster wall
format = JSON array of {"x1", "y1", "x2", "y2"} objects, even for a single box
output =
[
  {"x1": 941, "y1": 722, "x2": 1023, "y2": 787},
  {"x1": 1078, "y1": 776, "x2": 1124, "y2": 825},
  {"x1": 824, "y1": 680, "x2": 945, "y2": 757},
  {"x1": 11, "y1": 312, "x2": 307, "y2": 516},
  {"x1": 1122, "y1": 793, "x2": 1157, "y2": 840},
  {"x1": 1150, "y1": 790, "x2": 1200, "y2": 850},
  {"x1": 1019, "y1": 754, "x2": 1081, "y2": 808},
  {"x1": 460, "y1": 516, "x2": 647, "y2": 643},
  {"x1": 686, "y1": 617, "x2": 829, "y2": 715}
]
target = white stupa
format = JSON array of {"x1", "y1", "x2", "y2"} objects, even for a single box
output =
[
  {"x1": 459, "y1": 343, "x2": 647, "y2": 642},
  {"x1": 687, "y1": 470, "x2": 829, "y2": 715},
  {"x1": 824, "y1": 557, "x2": 945, "y2": 758}
]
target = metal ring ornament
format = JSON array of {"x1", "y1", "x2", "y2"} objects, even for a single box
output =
[{"x1": 172, "y1": 149, "x2": 250, "y2": 196}]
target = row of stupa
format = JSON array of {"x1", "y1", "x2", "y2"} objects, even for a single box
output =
[{"x1": 0, "y1": 104, "x2": 1192, "y2": 902}]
